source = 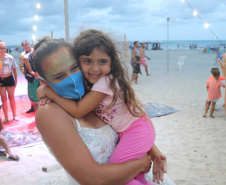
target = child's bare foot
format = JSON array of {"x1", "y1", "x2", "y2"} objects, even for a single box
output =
[{"x1": 210, "y1": 115, "x2": 215, "y2": 118}]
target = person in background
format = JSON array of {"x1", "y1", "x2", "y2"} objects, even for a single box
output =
[
  {"x1": 130, "y1": 41, "x2": 140, "y2": 82},
  {"x1": 203, "y1": 68, "x2": 225, "y2": 118},
  {"x1": 0, "y1": 41, "x2": 18, "y2": 124},
  {"x1": 23, "y1": 48, "x2": 40, "y2": 112},
  {"x1": 139, "y1": 43, "x2": 151, "y2": 76},
  {"x1": 132, "y1": 55, "x2": 141, "y2": 84},
  {"x1": 20, "y1": 40, "x2": 35, "y2": 113}
]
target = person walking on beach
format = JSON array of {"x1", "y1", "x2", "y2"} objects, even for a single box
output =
[
  {"x1": 139, "y1": 43, "x2": 151, "y2": 76},
  {"x1": 132, "y1": 55, "x2": 142, "y2": 84},
  {"x1": 130, "y1": 41, "x2": 140, "y2": 82},
  {"x1": 0, "y1": 41, "x2": 18, "y2": 124},
  {"x1": 203, "y1": 68, "x2": 225, "y2": 118},
  {"x1": 20, "y1": 40, "x2": 35, "y2": 113}
]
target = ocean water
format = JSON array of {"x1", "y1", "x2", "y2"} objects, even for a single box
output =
[
  {"x1": 7, "y1": 40, "x2": 226, "y2": 52},
  {"x1": 125, "y1": 40, "x2": 226, "y2": 51}
]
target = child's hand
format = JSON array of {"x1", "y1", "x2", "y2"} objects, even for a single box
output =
[
  {"x1": 39, "y1": 97, "x2": 52, "y2": 106},
  {"x1": 152, "y1": 154, "x2": 167, "y2": 184},
  {"x1": 218, "y1": 54, "x2": 226, "y2": 78},
  {"x1": 140, "y1": 154, "x2": 152, "y2": 174},
  {"x1": 37, "y1": 85, "x2": 53, "y2": 100}
]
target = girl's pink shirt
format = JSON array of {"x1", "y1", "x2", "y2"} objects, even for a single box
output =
[
  {"x1": 91, "y1": 76, "x2": 139, "y2": 132},
  {"x1": 207, "y1": 78, "x2": 224, "y2": 101}
]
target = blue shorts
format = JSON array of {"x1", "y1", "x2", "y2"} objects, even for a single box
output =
[{"x1": 207, "y1": 99, "x2": 219, "y2": 103}]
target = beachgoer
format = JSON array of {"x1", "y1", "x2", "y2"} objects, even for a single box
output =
[
  {"x1": 20, "y1": 40, "x2": 35, "y2": 113},
  {"x1": 139, "y1": 43, "x2": 151, "y2": 76},
  {"x1": 37, "y1": 30, "x2": 167, "y2": 184},
  {"x1": 0, "y1": 41, "x2": 18, "y2": 123},
  {"x1": 132, "y1": 56, "x2": 142, "y2": 84},
  {"x1": 203, "y1": 68, "x2": 225, "y2": 118},
  {"x1": 218, "y1": 54, "x2": 226, "y2": 114},
  {"x1": 130, "y1": 41, "x2": 140, "y2": 82},
  {"x1": 0, "y1": 118, "x2": 19, "y2": 161},
  {"x1": 33, "y1": 38, "x2": 154, "y2": 185},
  {"x1": 23, "y1": 48, "x2": 40, "y2": 111}
]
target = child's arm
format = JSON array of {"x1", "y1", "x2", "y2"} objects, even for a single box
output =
[
  {"x1": 37, "y1": 85, "x2": 107, "y2": 118},
  {"x1": 147, "y1": 144, "x2": 167, "y2": 184}
]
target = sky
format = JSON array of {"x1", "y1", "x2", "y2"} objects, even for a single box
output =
[{"x1": 0, "y1": 0, "x2": 226, "y2": 45}]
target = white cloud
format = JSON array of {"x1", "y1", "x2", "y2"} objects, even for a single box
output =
[{"x1": 0, "y1": 0, "x2": 225, "y2": 45}]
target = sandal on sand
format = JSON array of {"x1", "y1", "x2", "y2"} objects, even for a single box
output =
[
  {"x1": 203, "y1": 115, "x2": 206, "y2": 118},
  {"x1": 0, "y1": 151, "x2": 20, "y2": 161},
  {"x1": 8, "y1": 155, "x2": 20, "y2": 161}
]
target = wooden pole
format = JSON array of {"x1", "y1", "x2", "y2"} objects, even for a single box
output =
[
  {"x1": 124, "y1": 34, "x2": 127, "y2": 59},
  {"x1": 64, "y1": 0, "x2": 70, "y2": 42},
  {"x1": 51, "y1": 31, "x2": 53, "y2": 39}
]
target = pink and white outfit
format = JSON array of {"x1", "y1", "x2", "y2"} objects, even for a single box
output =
[
  {"x1": 206, "y1": 77, "x2": 224, "y2": 102},
  {"x1": 92, "y1": 76, "x2": 155, "y2": 185}
]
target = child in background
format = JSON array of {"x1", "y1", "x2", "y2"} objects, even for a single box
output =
[
  {"x1": 204, "y1": 68, "x2": 225, "y2": 118},
  {"x1": 38, "y1": 29, "x2": 166, "y2": 185}
]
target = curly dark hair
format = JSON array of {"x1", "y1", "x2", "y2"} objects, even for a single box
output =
[{"x1": 73, "y1": 29, "x2": 144, "y2": 117}]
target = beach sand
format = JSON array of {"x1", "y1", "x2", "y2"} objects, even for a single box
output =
[{"x1": 0, "y1": 49, "x2": 225, "y2": 185}]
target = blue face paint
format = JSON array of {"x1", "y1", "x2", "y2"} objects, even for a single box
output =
[{"x1": 46, "y1": 72, "x2": 85, "y2": 100}]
